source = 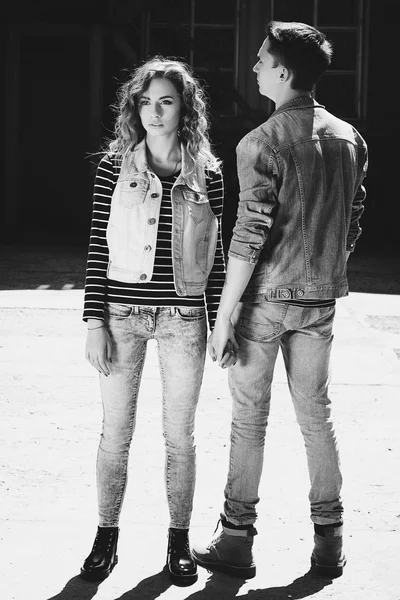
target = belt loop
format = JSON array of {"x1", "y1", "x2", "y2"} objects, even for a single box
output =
[
  {"x1": 133, "y1": 306, "x2": 139, "y2": 315},
  {"x1": 170, "y1": 306, "x2": 176, "y2": 316}
]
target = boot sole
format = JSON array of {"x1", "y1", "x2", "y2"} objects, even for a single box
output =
[
  {"x1": 193, "y1": 555, "x2": 256, "y2": 579},
  {"x1": 168, "y1": 568, "x2": 198, "y2": 587},
  {"x1": 80, "y1": 556, "x2": 118, "y2": 582},
  {"x1": 311, "y1": 555, "x2": 346, "y2": 579}
]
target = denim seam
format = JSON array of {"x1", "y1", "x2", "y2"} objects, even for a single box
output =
[
  {"x1": 290, "y1": 147, "x2": 311, "y2": 284},
  {"x1": 98, "y1": 333, "x2": 147, "y2": 527}
]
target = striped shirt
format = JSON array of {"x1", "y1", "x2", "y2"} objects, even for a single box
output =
[{"x1": 83, "y1": 154, "x2": 225, "y2": 330}]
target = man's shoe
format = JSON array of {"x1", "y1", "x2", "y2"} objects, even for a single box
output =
[
  {"x1": 311, "y1": 522, "x2": 346, "y2": 578},
  {"x1": 167, "y1": 528, "x2": 198, "y2": 586},
  {"x1": 80, "y1": 526, "x2": 119, "y2": 581},
  {"x1": 192, "y1": 520, "x2": 257, "y2": 579}
]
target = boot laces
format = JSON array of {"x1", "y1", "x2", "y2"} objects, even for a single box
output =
[
  {"x1": 92, "y1": 528, "x2": 117, "y2": 553},
  {"x1": 169, "y1": 529, "x2": 190, "y2": 555},
  {"x1": 208, "y1": 520, "x2": 224, "y2": 551}
]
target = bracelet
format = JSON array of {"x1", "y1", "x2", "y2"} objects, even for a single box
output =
[{"x1": 87, "y1": 323, "x2": 105, "y2": 331}]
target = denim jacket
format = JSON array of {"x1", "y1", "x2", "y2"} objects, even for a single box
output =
[
  {"x1": 229, "y1": 96, "x2": 368, "y2": 301},
  {"x1": 106, "y1": 139, "x2": 219, "y2": 296}
]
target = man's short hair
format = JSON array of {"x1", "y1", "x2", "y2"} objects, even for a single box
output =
[{"x1": 266, "y1": 21, "x2": 333, "y2": 90}]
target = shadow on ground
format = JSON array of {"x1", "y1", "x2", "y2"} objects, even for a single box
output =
[
  {"x1": 45, "y1": 568, "x2": 332, "y2": 600},
  {"x1": 1, "y1": 244, "x2": 400, "y2": 295}
]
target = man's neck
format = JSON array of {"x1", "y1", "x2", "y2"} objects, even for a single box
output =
[{"x1": 274, "y1": 88, "x2": 311, "y2": 109}]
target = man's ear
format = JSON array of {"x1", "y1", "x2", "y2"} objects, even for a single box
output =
[{"x1": 279, "y1": 67, "x2": 290, "y2": 83}]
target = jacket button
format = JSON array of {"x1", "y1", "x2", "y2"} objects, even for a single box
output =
[
  {"x1": 129, "y1": 182, "x2": 137, "y2": 187},
  {"x1": 151, "y1": 193, "x2": 159, "y2": 198},
  {"x1": 297, "y1": 289, "x2": 304, "y2": 297},
  {"x1": 148, "y1": 218, "x2": 156, "y2": 225},
  {"x1": 144, "y1": 245, "x2": 152, "y2": 252},
  {"x1": 139, "y1": 274, "x2": 147, "y2": 281}
]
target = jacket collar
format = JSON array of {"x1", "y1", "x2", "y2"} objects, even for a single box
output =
[
  {"x1": 271, "y1": 95, "x2": 325, "y2": 118},
  {"x1": 127, "y1": 138, "x2": 206, "y2": 193}
]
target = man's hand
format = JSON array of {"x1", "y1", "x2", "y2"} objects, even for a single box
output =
[
  {"x1": 208, "y1": 317, "x2": 239, "y2": 369},
  {"x1": 209, "y1": 256, "x2": 256, "y2": 369},
  {"x1": 85, "y1": 323, "x2": 112, "y2": 377}
]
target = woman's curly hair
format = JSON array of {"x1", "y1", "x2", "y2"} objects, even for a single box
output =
[{"x1": 107, "y1": 56, "x2": 220, "y2": 171}]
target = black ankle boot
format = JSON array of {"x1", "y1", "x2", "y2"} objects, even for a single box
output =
[
  {"x1": 166, "y1": 528, "x2": 198, "y2": 586},
  {"x1": 80, "y1": 526, "x2": 119, "y2": 581}
]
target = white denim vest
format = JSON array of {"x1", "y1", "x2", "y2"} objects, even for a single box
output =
[{"x1": 106, "y1": 139, "x2": 219, "y2": 296}]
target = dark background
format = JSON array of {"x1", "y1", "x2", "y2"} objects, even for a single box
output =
[{"x1": 2, "y1": 0, "x2": 399, "y2": 260}]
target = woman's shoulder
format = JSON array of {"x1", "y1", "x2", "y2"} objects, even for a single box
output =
[
  {"x1": 205, "y1": 164, "x2": 223, "y2": 183},
  {"x1": 97, "y1": 152, "x2": 123, "y2": 174}
]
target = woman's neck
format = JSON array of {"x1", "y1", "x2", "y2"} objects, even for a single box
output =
[
  {"x1": 145, "y1": 135, "x2": 180, "y2": 164},
  {"x1": 145, "y1": 135, "x2": 181, "y2": 177}
]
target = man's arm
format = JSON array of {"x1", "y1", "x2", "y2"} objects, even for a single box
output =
[
  {"x1": 347, "y1": 143, "x2": 368, "y2": 253},
  {"x1": 209, "y1": 257, "x2": 255, "y2": 364},
  {"x1": 210, "y1": 133, "x2": 277, "y2": 366}
]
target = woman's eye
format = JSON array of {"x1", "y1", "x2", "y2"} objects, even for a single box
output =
[{"x1": 139, "y1": 99, "x2": 150, "y2": 106}]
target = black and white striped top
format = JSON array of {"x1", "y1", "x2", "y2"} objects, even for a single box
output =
[{"x1": 83, "y1": 154, "x2": 225, "y2": 330}]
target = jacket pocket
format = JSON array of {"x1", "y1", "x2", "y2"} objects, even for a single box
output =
[
  {"x1": 182, "y1": 190, "x2": 209, "y2": 205},
  {"x1": 116, "y1": 178, "x2": 149, "y2": 209}
]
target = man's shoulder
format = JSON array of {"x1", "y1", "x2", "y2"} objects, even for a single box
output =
[
  {"x1": 239, "y1": 106, "x2": 367, "y2": 153},
  {"x1": 238, "y1": 121, "x2": 277, "y2": 151},
  {"x1": 319, "y1": 110, "x2": 368, "y2": 149}
]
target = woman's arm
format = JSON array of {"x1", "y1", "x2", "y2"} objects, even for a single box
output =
[
  {"x1": 204, "y1": 169, "x2": 226, "y2": 331},
  {"x1": 82, "y1": 155, "x2": 115, "y2": 322},
  {"x1": 83, "y1": 155, "x2": 117, "y2": 375}
]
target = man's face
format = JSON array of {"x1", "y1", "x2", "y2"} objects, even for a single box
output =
[{"x1": 253, "y1": 37, "x2": 281, "y2": 100}]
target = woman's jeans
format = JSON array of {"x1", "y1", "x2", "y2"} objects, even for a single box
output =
[
  {"x1": 224, "y1": 302, "x2": 343, "y2": 527},
  {"x1": 97, "y1": 303, "x2": 207, "y2": 529}
]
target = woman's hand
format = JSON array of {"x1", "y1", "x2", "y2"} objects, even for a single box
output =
[
  {"x1": 208, "y1": 317, "x2": 239, "y2": 369},
  {"x1": 85, "y1": 322, "x2": 112, "y2": 376}
]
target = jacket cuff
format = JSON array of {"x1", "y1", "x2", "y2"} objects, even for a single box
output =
[{"x1": 228, "y1": 245, "x2": 259, "y2": 264}]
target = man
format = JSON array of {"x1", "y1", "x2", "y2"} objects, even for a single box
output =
[{"x1": 192, "y1": 21, "x2": 368, "y2": 579}]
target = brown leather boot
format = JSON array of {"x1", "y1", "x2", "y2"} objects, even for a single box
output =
[
  {"x1": 311, "y1": 522, "x2": 346, "y2": 578},
  {"x1": 192, "y1": 520, "x2": 257, "y2": 579}
]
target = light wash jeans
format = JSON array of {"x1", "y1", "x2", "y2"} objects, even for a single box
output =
[
  {"x1": 97, "y1": 303, "x2": 207, "y2": 529},
  {"x1": 224, "y1": 301, "x2": 343, "y2": 527}
]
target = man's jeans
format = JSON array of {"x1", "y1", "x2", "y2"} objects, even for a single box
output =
[
  {"x1": 224, "y1": 301, "x2": 343, "y2": 526},
  {"x1": 97, "y1": 303, "x2": 207, "y2": 529}
]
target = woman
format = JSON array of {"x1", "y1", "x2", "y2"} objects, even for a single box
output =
[{"x1": 80, "y1": 56, "x2": 234, "y2": 586}]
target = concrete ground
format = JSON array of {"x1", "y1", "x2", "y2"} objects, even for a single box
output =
[{"x1": 1, "y1": 245, "x2": 400, "y2": 600}]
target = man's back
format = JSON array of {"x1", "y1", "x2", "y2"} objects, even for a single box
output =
[{"x1": 232, "y1": 96, "x2": 368, "y2": 302}]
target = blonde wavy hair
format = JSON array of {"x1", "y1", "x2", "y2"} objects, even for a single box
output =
[{"x1": 107, "y1": 56, "x2": 221, "y2": 171}]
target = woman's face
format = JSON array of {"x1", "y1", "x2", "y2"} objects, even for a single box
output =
[{"x1": 138, "y1": 77, "x2": 182, "y2": 138}]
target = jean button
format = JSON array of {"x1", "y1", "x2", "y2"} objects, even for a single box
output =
[
  {"x1": 297, "y1": 289, "x2": 304, "y2": 297},
  {"x1": 151, "y1": 193, "x2": 159, "y2": 198},
  {"x1": 129, "y1": 181, "x2": 137, "y2": 187},
  {"x1": 281, "y1": 289, "x2": 290, "y2": 299},
  {"x1": 148, "y1": 218, "x2": 156, "y2": 225}
]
